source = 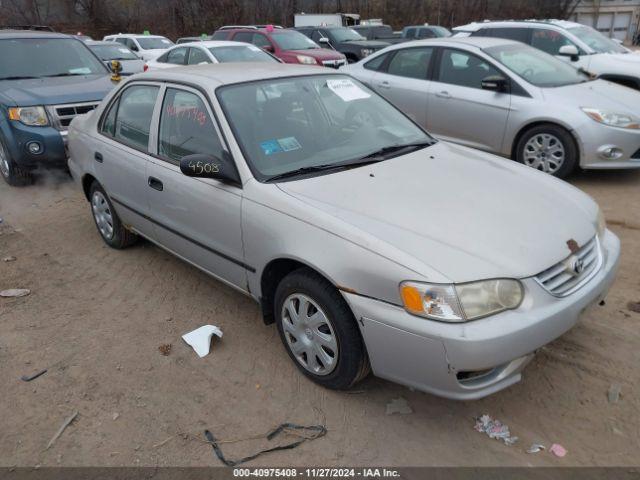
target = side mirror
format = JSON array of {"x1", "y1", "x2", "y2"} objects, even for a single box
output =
[
  {"x1": 481, "y1": 75, "x2": 508, "y2": 92},
  {"x1": 261, "y1": 44, "x2": 274, "y2": 53},
  {"x1": 558, "y1": 44, "x2": 579, "y2": 62},
  {"x1": 130, "y1": 44, "x2": 139, "y2": 52},
  {"x1": 179, "y1": 153, "x2": 240, "y2": 184}
]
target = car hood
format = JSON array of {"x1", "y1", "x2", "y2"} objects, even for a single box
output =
[
  {"x1": 139, "y1": 49, "x2": 167, "y2": 60},
  {"x1": 277, "y1": 142, "x2": 598, "y2": 282},
  {"x1": 0, "y1": 74, "x2": 115, "y2": 106},
  {"x1": 593, "y1": 51, "x2": 640, "y2": 66},
  {"x1": 287, "y1": 48, "x2": 345, "y2": 60},
  {"x1": 543, "y1": 79, "x2": 640, "y2": 114},
  {"x1": 341, "y1": 40, "x2": 390, "y2": 48}
]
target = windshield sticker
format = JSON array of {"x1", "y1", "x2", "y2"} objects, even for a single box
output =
[
  {"x1": 260, "y1": 137, "x2": 302, "y2": 155},
  {"x1": 260, "y1": 139, "x2": 283, "y2": 155},
  {"x1": 326, "y1": 78, "x2": 370, "y2": 102},
  {"x1": 278, "y1": 136, "x2": 301, "y2": 152},
  {"x1": 69, "y1": 67, "x2": 91, "y2": 75}
]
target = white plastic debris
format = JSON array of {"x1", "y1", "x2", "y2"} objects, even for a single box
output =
[
  {"x1": 386, "y1": 397, "x2": 413, "y2": 415},
  {"x1": 527, "y1": 443, "x2": 546, "y2": 454},
  {"x1": 474, "y1": 414, "x2": 518, "y2": 446},
  {"x1": 182, "y1": 325, "x2": 223, "y2": 358},
  {"x1": 0, "y1": 288, "x2": 30, "y2": 298}
]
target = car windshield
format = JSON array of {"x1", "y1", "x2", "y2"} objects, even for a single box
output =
[
  {"x1": 568, "y1": 25, "x2": 627, "y2": 54},
  {"x1": 432, "y1": 26, "x2": 452, "y2": 37},
  {"x1": 90, "y1": 44, "x2": 138, "y2": 60},
  {"x1": 136, "y1": 37, "x2": 173, "y2": 49},
  {"x1": 485, "y1": 43, "x2": 590, "y2": 87},
  {"x1": 0, "y1": 38, "x2": 107, "y2": 79},
  {"x1": 217, "y1": 75, "x2": 433, "y2": 181},
  {"x1": 329, "y1": 28, "x2": 366, "y2": 42},
  {"x1": 209, "y1": 45, "x2": 278, "y2": 63},
  {"x1": 271, "y1": 31, "x2": 319, "y2": 50}
]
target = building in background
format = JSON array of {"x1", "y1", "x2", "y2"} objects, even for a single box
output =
[{"x1": 571, "y1": 0, "x2": 640, "y2": 43}]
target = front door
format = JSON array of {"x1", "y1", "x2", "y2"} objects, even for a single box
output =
[
  {"x1": 427, "y1": 48, "x2": 511, "y2": 153},
  {"x1": 145, "y1": 85, "x2": 247, "y2": 290}
]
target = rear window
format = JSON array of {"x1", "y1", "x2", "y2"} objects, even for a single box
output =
[
  {"x1": 209, "y1": 45, "x2": 278, "y2": 63},
  {"x1": 212, "y1": 31, "x2": 230, "y2": 40}
]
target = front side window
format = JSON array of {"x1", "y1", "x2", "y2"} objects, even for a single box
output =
[
  {"x1": 488, "y1": 27, "x2": 530, "y2": 43},
  {"x1": 188, "y1": 47, "x2": 210, "y2": 64},
  {"x1": 209, "y1": 45, "x2": 277, "y2": 63},
  {"x1": 217, "y1": 75, "x2": 432, "y2": 181},
  {"x1": 387, "y1": 47, "x2": 433, "y2": 80},
  {"x1": 158, "y1": 88, "x2": 225, "y2": 162},
  {"x1": 233, "y1": 32, "x2": 253, "y2": 43},
  {"x1": 112, "y1": 85, "x2": 159, "y2": 150},
  {"x1": 417, "y1": 28, "x2": 436, "y2": 39},
  {"x1": 166, "y1": 47, "x2": 188, "y2": 65},
  {"x1": 438, "y1": 49, "x2": 501, "y2": 89},
  {"x1": 405, "y1": 28, "x2": 416, "y2": 39},
  {"x1": 0, "y1": 38, "x2": 107, "y2": 79},
  {"x1": 251, "y1": 34, "x2": 272, "y2": 49},
  {"x1": 530, "y1": 28, "x2": 577, "y2": 56},
  {"x1": 485, "y1": 42, "x2": 589, "y2": 87}
]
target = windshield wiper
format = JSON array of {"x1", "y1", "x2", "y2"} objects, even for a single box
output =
[
  {"x1": 46, "y1": 72, "x2": 88, "y2": 78},
  {"x1": 0, "y1": 76, "x2": 41, "y2": 80},
  {"x1": 266, "y1": 164, "x2": 346, "y2": 182},
  {"x1": 357, "y1": 140, "x2": 435, "y2": 161}
]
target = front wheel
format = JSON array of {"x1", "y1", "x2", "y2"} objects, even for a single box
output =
[
  {"x1": 0, "y1": 136, "x2": 32, "y2": 186},
  {"x1": 515, "y1": 124, "x2": 577, "y2": 178},
  {"x1": 274, "y1": 269, "x2": 369, "y2": 390}
]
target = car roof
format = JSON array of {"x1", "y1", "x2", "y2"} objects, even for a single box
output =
[
  {"x1": 0, "y1": 29, "x2": 71, "y2": 39},
  {"x1": 400, "y1": 36, "x2": 520, "y2": 49},
  {"x1": 138, "y1": 62, "x2": 335, "y2": 87},
  {"x1": 105, "y1": 33, "x2": 169, "y2": 38},
  {"x1": 454, "y1": 19, "x2": 583, "y2": 32},
  {"x1": 87, "y1": 40, "x2": 121, "y2": 46},
  {"x1": 172, "y1": 40, "x2": 249, "y2": 48}
]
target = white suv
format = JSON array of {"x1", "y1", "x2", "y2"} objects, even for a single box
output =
[
  {"x1": 454, "y1": 20, "x2": 640, "y2": 90},
  {"x1": 103, "y1": 33, "x2": 174, "y2": 61}
]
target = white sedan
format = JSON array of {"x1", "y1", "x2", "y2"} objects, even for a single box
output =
[{"x1": 145, "y1": 40, "x2": 280, "y2": 71}]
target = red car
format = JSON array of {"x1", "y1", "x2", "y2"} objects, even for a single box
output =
[{"x1": 212, "y1": 26, "x2": 347, "y2": 68}]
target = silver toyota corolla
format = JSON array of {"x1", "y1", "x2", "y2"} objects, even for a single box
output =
[
  {"x1": 342, "y1": 37, "x2": 640, "y2": 178},
  {"x1": 68, "y1": 63, "x2": 619, "y2": 399}
]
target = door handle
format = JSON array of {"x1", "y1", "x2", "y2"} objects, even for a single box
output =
[
  {"x1": 94, "y1": 152, "x2": 103, "y2": 163},
  {"x1": 378, "y1": 81, "x2": 391, "y2": 89},
  {"x1": 436, "y1": 91, "x2": 451, "y2": 99},
  {"x1": 148, "y1": 176, "x2": 163, "y2": 192}
]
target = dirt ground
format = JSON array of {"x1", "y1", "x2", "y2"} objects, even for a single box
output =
[{"x1": 1, "y1": 168, "x2": 639, "y2": 468}]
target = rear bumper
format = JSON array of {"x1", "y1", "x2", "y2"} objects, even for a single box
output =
[
  {"x1": 3, "y1": 121, "x2": 67, "y2": 169},
  {"x1": 343, "y1": 229, "x2": 620, "y2": 400}
]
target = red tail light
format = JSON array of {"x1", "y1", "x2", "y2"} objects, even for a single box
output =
[{"x1": 143, "y1": 64, "x2": 149, "y2": 72}]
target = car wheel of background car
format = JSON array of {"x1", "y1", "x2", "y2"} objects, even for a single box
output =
[
  {"x1": 274, "y1": 268, "x2": 370, "y2": 390},
  {"x1": 0, "y1": 136, "x2": 33, "y2": 186},
  {"x1": 516, "y1": 124, "x2": 577, "y2": 178},
  {"x1": 89, "y1": 181, "x2": 138, "y2": 249}
]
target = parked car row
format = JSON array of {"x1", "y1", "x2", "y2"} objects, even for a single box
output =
[{"x1": 0, "y1": 19, "x2": 630, "y2": 399}]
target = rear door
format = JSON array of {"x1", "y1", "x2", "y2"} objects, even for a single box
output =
[
  {"x1": 95, "y1": 83, "x2": 161, "y2": 238},
  {"x1": 370, "y1": 46, "x2": 435, "y2": 128},
  {"x1": 145, "y1": 85, "x2": 247, "y2": 289},
  {"x1": 426, "y1": 47, "x2": 511, "y2": 152}
]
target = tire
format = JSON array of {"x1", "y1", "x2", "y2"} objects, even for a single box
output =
[
  {"x1": 0, "y1": 136, "x2": 33, "y2": 186},
  {"x1": 274, "y1": 268, "x2": 370, "y2": 390},
  {"x1": 89, "y1": 181, "x2": 138, "y2": 249},
  {"x1": 515, "y1": 124, "x2": 578, "y2": 179}
]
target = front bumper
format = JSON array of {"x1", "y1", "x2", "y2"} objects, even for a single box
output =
[
  {"x1": 577, "y1": 121, "x2": 640, "y2": 169},
  {"x1": 4, "y1": 121, "x2": 67, "y2": 169},
  {"x1": 343, "y1": 229, "x2": 620, "y2": 400}
]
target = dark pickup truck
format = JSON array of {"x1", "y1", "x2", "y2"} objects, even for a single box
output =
[
  {"x1": 351, "y1": 25, "x2": 407, "y2": 44},
  {"x1": 295, "y1": 26, "x2": 390, "y2": 63},
  {"x1": 0, "y1": 29, "x2": 116, "y2": 185}
]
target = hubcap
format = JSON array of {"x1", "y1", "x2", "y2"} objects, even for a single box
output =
[
  {"x1": 0, "y1": 142, "x2": 10, "y2": 179},
  {"x1": 91, "y1": 191, "x2": 114, "y2": 240},
  {"x1": 281, "y1": 293, "x2": 338, "y2": 376},
  {"x1": 523, "y1": 133, "x2": 565, "y2": 174}
]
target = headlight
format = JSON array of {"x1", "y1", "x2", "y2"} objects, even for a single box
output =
[
  {"x1": 582, "y1": 108, "x2": 640, "y2": 129},
  {"x1": 596, "y1": 207, "x2": 606, "y2": 239},
  {"x1": 296, "y1": 55, "x2": 317, "y2": 65},
  {"x1": 361, "y1": 48, "x2": 374, "y2": 57},
  {"x1": 8, "y1": 106, "x2": 49, "y2": 126},
  {"x1": 400, "y1": 279, "x2": 524, "y2": 323}
]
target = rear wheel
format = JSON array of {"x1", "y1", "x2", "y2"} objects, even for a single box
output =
[
  {"x1": 515, "y1": 124, "x2": 577, "y2": 178},
  {"x1": 89, "y1": 181, "x2": 138, "y2": 249},
  {"x1": 274, "y1": 268, "x2": 370, "y2": 390},
  {"x1": 0, "y1": 136, "x2": 32, "y2": 186}
]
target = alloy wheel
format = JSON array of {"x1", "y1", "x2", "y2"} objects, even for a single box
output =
[
  {"x1": 522, "y1": 133, "x2": 565, "y2": 174},
  {"x1": 91, "y1": 191, "x2": 115, "y2": 240},
  {"x1": 281, "y1": 293, "x2": 338, "y2": 376}
]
